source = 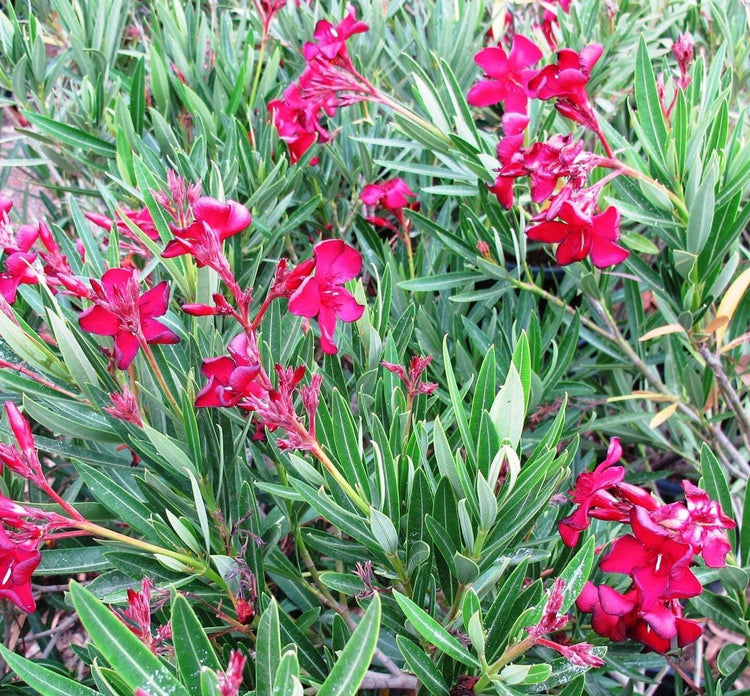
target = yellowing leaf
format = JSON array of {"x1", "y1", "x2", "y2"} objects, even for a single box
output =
[
  {"x1": 649, "y1": 402, "x2": 679, "y2": 428},
  {"x1": 639, "y1": 324, "x2": 686, "y2": 341},
  {"x1": 716, "y1": 267, "x2": 750, "y2": 346},
  {"x1": 703, "y1": 316, "x2": 729, "y2": 334},
  {"x1": 607, "y1": 391, "x2": 676, "y2": 403}
]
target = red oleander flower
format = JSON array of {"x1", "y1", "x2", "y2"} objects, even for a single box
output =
[
  {"x1": 0, "y1": 213, "x2": 40, "y2": 303},
  {"x1": 0, "y1": 526, "x2": 41, "y2": 613},
  {"x1": 78, "y1": 268, "x2": 180, "y2": 370},
  {"x1": 526, "y1": 202, "x2": 628, "y2": 268},
  {"x1": 652, "y1": 480, "x2": 736, "y2": 567},
  {"x1": 163, "y1": 197, "x2": 251, "y2": 269},
  {"x1": 103, "y1": 387, "x2": 144, "y2": 427},
  {"x1": 288, "y1": 240, "x2": 365, "y2": 354},
  {"x1": 577, "y1": 582, "x2": 702, "y2": 653},
  {"x1": 558, "y1": 438, "x2": 625, "y2": 546},
  {"x1": 361, "y1": 178, "x2": 416, "y2": 212},
  {"x1": 467, "y1": 35, "x2": 543, "y2": 113},
  {"x1": 196, "y1": 333, "x2": 265, "y2": 409},
  {"x1": 600, "y1": 507, "x2": 702, "y2": 610},
  {"x1": 382, "y1": 355, "x2": 438, "y2": 398},
  {"x1": 529, "y1": 44, "x2": 603, "y2": 130},
  {"x1": 304, "y1": 6, "x2": 369, "y2": 62}
]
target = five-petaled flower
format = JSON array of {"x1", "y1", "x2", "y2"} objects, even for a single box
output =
[
  {"x1": 79, "y1": 268, "x2": 180, "y2": 370},
  {"x1": 526, "y1": 203, "x2": 628, "y2": 268},
  {"x1": 467, "y1": 35, "x2": 543, "y2": 114},
  {"x1": 288, "y1": 240, "x2": 365, "y2": 354}
]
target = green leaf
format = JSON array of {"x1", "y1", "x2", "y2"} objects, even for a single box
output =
[
  {"x1": 718, "y1": 644, "x2": 747, "y2": 676},
  {"x1": 686, "y1": 156, "x2": 718, "y2": 255},
  {"x1": 0, "y1": 645, "x2": 100, "y2": 696},
  {"x1": 490, "y1": 363, "x2": 525, "y2": 450},
  {"x1": 273, "y1": 650, "x2": 303, "y2": 696},
  {"x1": 700, "y1": 444, "x2": 736, "y2": 552},
  {"x1": 70, "y1": 582, "x2": 189, "y2": 696},
  {"x1": 257, "y1": 599, "x2": 282, "y2": 696},
  {"x1": 172, "y1": 594, "x2": 221, "y2": 696},
  {"x1": 557, "y1": 537, "x2": 596, "y2": 613},
  {"x1": 501, "y1": 663, "x2": 552, "y2": 685},
  {"x1": 442, "y1": 336, "x2": 476, "y2": 467},
  {"x1": 129, "y1": 57, "x2": 146, "y2": 133},
  {"x1": 38, "y1": 546, "x2": 109, "y2": 575},
  {"x1": 23, "y1": 112, "x2": 116, "y2": 157},
  {"x1": 370, "y1": 507, "x2": 399, "y2": 554},
  {"x1": 73, "y1": 461, "x2": 154, "y2": 537},
  {"x1": 512, "y1": 333, "x2": 531, "y2": 412},
  {"x1": 317, "y1": 594, "x2": 381, "y2": 696},
  {"x1": 634, "y1": 37, "x2": 669, "y2": 170},
  {"x1": 393, "y1": 591, "x2": 479, "y2": 668},
  {"x1": 396, "y1": 636, "x2": 450, "y2": 696}
]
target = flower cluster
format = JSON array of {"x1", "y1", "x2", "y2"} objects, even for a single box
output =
[
  {"x1": 196, "y1": 239, "x2": 363, "y2": 445},
  {"x1": 114, "y1": 578, "x2": 172, "y2": 655},
  {"x1": 467, "y1": 35, "x2": 632, "y2": 268},
  {"x1": 560, "y1": 438, "x2": 735, "y2": 652},
  {"x1": 269, "y1": 7, "x2": 374, "y2": 163}
]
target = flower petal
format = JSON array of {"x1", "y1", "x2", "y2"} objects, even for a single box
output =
[
  {"x1": 79, "y1": 305, "x2": 120, "y2": 336},
  {"x1": 288, "y1": 277, "x2": 321, "y2": 317}
]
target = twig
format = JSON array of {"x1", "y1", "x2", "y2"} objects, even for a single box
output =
[
  {"x1": 23, "y1": 613, "x2": 79, "y2": 641},
  {"x1": 699, "y1": 344, "x2": 750, "y2": 451},
  {"x1": 359, "y1": 670, "x2": 419, "y2": 690}
]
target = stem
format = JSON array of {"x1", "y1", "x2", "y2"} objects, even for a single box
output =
[
  {"x1": 698, "y1": 344, "x2": 750, "y2": 452},
  {"x1": 308, "y1": 439, "x2": 371, "y2": 517},
  {"x1": 599, "y1": 159, "x2": 689, "y2": 222},
  {"x1": 72, "y1": 519, "x2": 225, "y2": 586},
  {"x1": 509, "y1": 277, "x2": 613, "y2": 341},
  {"x1": 294, "y1": 529, "x2": 405, "y2": 677},
  {"x1": 587, "y1": 298, "x2": 750, "y2": 478},
  {"x1": 139, "y1": 340, "x2": 183, "y2": 418},
  {"x1": 249, "y1": 294, "x2": 275, "y2": 332},
  {"x1": 38, "y1": 485, "x2": 85, "y2": 522},
  {"x1": 249, "y1": 19, "x2": 270, "y2": 108}
]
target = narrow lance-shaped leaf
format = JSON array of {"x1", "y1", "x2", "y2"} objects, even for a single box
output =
[
  {"x1": 69, "y1": 582, "x2": 190, "y2": 696},
  {"x1": 317, "y1": 593, "x2": 382, "y2": 696}
]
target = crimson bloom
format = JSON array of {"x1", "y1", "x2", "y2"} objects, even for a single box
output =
[
  {"x1": 0, "y1": 525, "x2": 41, "y2": 613},
  {"x1": 361, "y1": 178, "x2": 416, "y2": 212},
  {"x1": 288, "y1": 240, "x2": 365, "y2": 354},
  {"x1": 529, "y1": 44, "x2": 603, "y2": 130},
  {"x1": 0, "y1": 217, "x2": 40, "y2": 303},
  {"x1": 79, "y1": 268, "x2": 180, "y2": 370},
  {"x1": 651, "y1": 480, "x2": 736, "y2": 567},
  {"x1": 467, "y1": 35, "x2": 543, "y2": 114},
  {"x1": 163, "y1": 197, "x2": 251, "y2": 268},
  {"x1": 600, "y1": 507, "x2": 701, "y2": 610},
  {"x1": 196, "y1": 333, "x2": 264, "y2": 410},
  {"x1": 304, "y1": 7, "x2": 369, "y2": 62},
  {"x1": 526, "y1": 202, "x2": 628, "y2": 268},
  {"x1": 0, "y1": 402, "x2": 43, "y2": 481}
]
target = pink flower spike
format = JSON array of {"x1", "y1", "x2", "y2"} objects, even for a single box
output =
[
  {"x1": 288, "y1": 240, "x2": 365, "y2": 354},
  {"x1": 467, "y1": 35, "x2": 542, "y2": 113},
  {"x1": 218, "y1": 650, "x2": 247, "y2": 696}
]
